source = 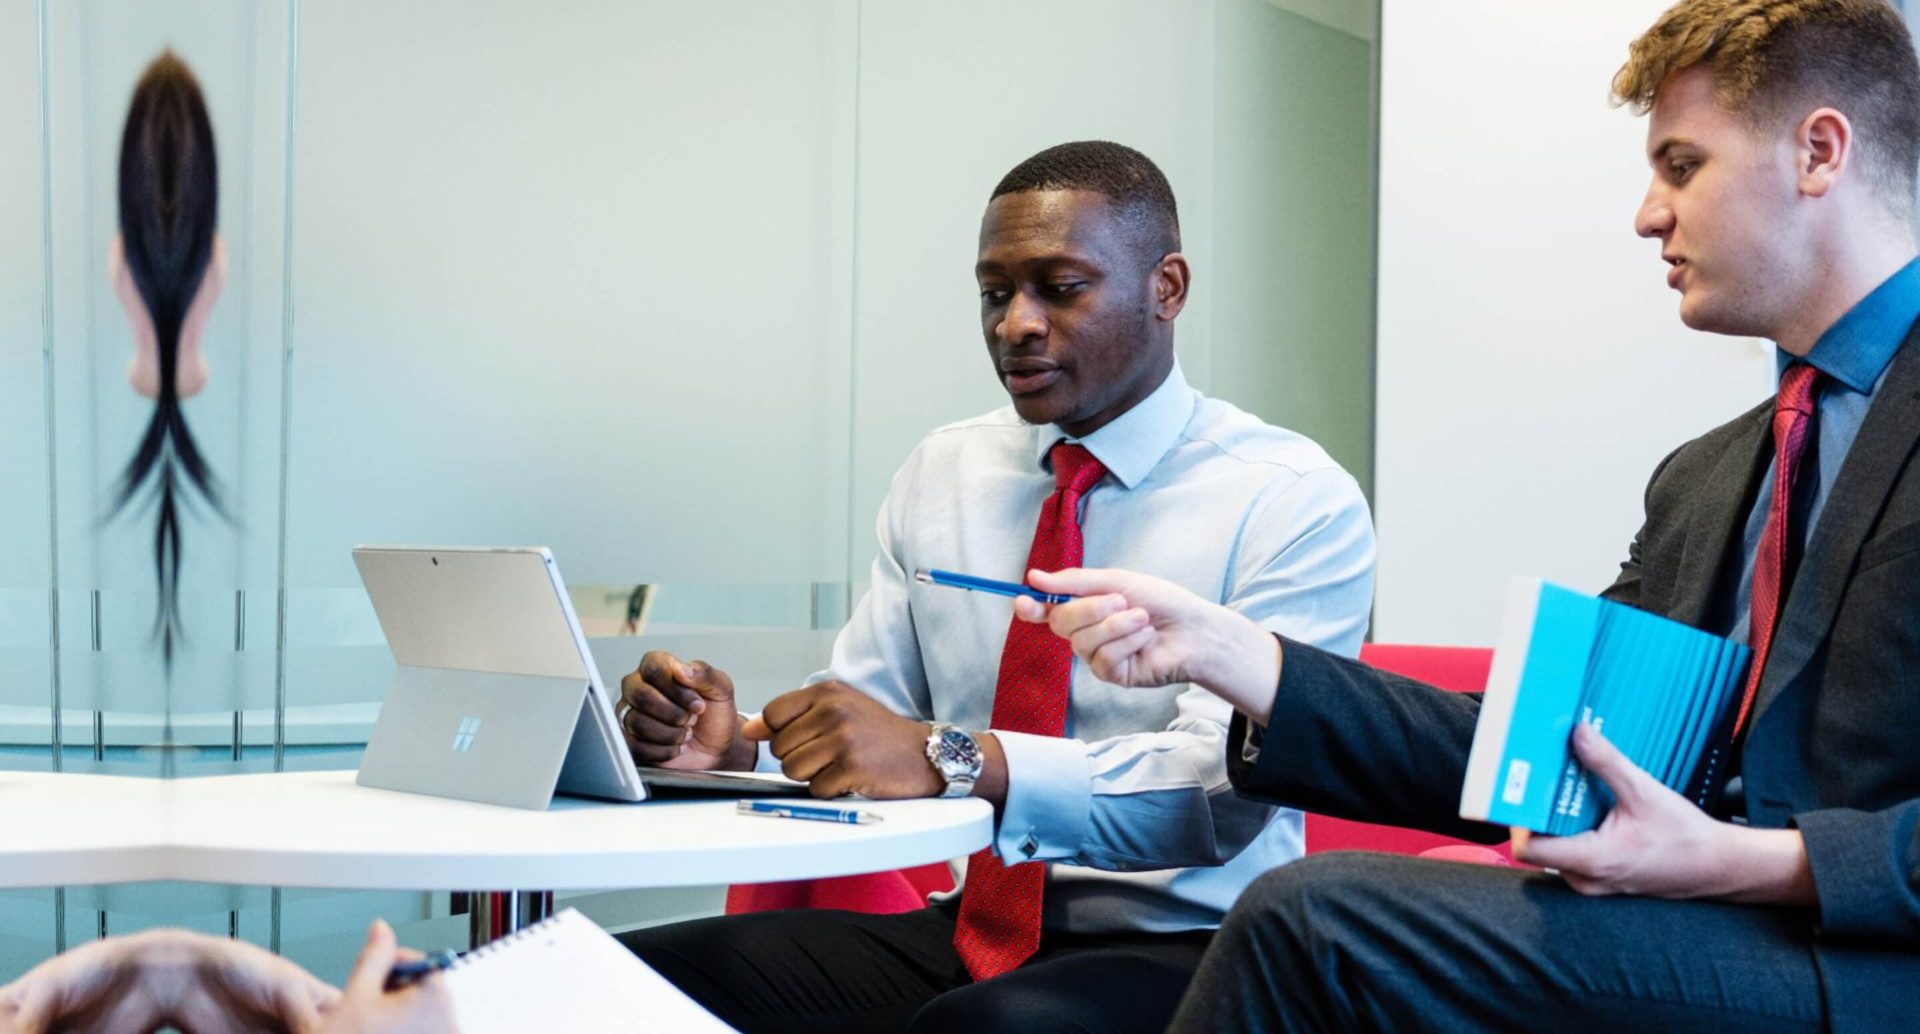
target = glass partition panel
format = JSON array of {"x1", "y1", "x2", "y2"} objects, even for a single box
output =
[
  {"x1": 282, "y1": 0, "x2": 859, "y2": 730},
  {"x1": 40, "y1": 0, "x2": 292, "y2": 771},
  {"x1": 0, "y1": 0, "x2": 56, "y2": 974},
  {"x1": 0, "y1": 0, "x2": 51, "y2": 762},
  {"x1": 32, "y1": 0, "x2": 294, "y2": 962}
]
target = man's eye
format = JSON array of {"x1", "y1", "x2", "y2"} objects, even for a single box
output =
[
  {"x1": 1043, "y1": 282, "x2": 1085, "y2": 297},
  {"x1": 1669, "y1": 161, "x2": 1696, "y2": 181},
  {"x1": 980, "y1": 288, "x2": 1011, "y2": 304}
]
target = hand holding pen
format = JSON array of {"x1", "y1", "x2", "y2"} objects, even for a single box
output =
[
  {"x1": 914, "y1": 568, "x2": 1076, "y2": 605},
  {"x1": 383, "y1": 949, "x2": 457, "y2": 991},
  {"x1": 325, "y1": 920, "x2": 461, "y2": 1034},
  {"x1": 1006, "y1": 566, "x2": 1287, "y2": 725},
  {"x1": 724, "y1": 565, "x2": 1060, "y2": 808}
]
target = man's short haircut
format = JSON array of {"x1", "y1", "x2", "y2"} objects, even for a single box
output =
[
  {"x1": 1613, "y1": 0, "x2": 1920, "y2": 213},
  {"x1": 990, "y1": 141, "x2": 1182, "y2": 262}
]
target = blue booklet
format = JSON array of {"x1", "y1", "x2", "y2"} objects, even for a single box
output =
[{"x1": 1459, "y1": 578, "x2": 1750, "y2": 835}]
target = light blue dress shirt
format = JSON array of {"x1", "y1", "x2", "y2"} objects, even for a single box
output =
[{"x1": 761, "y1": 360, "x2": 1377, "y2": 934}]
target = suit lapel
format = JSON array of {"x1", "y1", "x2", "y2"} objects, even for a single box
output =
[
  {"x1": 1665, "y1": 403, "x2": 1771, "y2": 628},
  {"x1": 1755, "y1": 332, "x2": 1920, "y2": 725}
]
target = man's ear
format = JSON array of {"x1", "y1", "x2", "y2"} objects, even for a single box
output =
[
  {"x1": 1152, "y1": 252, "x2": 1191, "y2": 321},
  {"x1": 1796, "y1": 106, "x2": 1854, "y2": 200}
]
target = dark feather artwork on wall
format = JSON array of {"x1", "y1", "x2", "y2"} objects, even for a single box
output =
[{"x1": 108, "y1": 51, "x2": 228, "y2": 664}]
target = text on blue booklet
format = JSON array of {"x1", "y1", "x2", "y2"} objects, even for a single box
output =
[{"x1": 1459, "y1": 578, "x2": 1750, "y2": 835}]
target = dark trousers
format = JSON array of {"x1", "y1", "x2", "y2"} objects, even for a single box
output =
[
  {"x1": 617, "y1": 902, "x2": 1212, "y2": 1034},
  {"x1": 1169, "y1": 852, "x2": 1827, "y2": 1033}
]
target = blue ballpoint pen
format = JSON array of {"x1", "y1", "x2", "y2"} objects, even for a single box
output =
[
  {"x1": 913, "y1": 568, "x2": 1075, "y2": 605},
  {"x1": 736, "y1": 800, "x2": 884, "y2": 825},
  {"x1": 384, "y1": 949, "x2": 458, "y2": 990}
]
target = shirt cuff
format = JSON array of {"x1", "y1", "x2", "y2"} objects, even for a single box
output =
[
  {"x1": 1239, "y1": 715, "x2": 1266, "y2": 764},
  {"x1": 992, "y1": 730, "x2": 1092, "y2": 864},
  {"x1": 1225, "y1": 710, "x2": 1264, "y2": 792}
]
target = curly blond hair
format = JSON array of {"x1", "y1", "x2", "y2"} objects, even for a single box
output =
[{"x1": 1613, "y1": 0, "x2": 1920, "y2": 204}]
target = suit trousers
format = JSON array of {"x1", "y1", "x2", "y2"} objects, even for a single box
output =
[
  {"x1": 617, "y1": 901, "x2": 1212, "y2": 1034},
  {"x1": 1168, "y1": 852, "x2": 1826, "y2": 1033}
]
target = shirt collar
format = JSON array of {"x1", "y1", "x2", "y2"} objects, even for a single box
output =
[
  {"x1": 1029, "y1": 359, "x2": 1196, "y2": 490},
  {"x1": 1779, "y1": 256, "x2": 1920, "y2": 394}
]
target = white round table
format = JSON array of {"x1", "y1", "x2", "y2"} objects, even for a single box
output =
[
  {"x1": 166, "y1": 770, "x2": 991, "y2": 890},
  {"x1": 0, "y1": 770, "x2": 993, "y2": 943}
]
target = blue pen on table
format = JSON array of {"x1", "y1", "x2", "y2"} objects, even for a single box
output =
[
  {"x1": 383, "y1": 949, "x2": 458, "y2": 991},
  {"x1": 913, "y1": 568, "x2": 1075, "y2": 606},
  {"x1": 736, "y1": 800, "x2": 884, "y2": 825}
]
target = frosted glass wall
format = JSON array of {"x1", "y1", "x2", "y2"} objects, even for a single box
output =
[
  {"x1": 281, "y1": 0, "x2": 860, "y2": 737},
  {"x1": 7, "y1": 0, "x2": 1378, "y2": 981},
  {"x1": 39, "y1": 0, "x2": 294, "y2": 759},
  {"x1": 0, "y1": 0, "x2": 56, "y2": 982},
  {"x1": 0, "y1": 1, "x2": 51, "y2": 739}
]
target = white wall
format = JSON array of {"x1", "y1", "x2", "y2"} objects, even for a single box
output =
[{"x1": 1373, "y1": 0, "x2": 1773, "y2": 645}]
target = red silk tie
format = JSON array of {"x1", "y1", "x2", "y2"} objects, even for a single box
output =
[
  {"x1": 953, "y1": 442, "x2": 1108, "y2": 982},
  {"x1": 1730, "y1": 363, "x2": 1820, "y2": 740}
]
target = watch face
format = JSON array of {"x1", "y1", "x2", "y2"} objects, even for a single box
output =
[{"x1": 939, "y1": 728, "x2": 982, "y2": 769}]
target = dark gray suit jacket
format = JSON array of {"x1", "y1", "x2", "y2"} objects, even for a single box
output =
[{"x1": 1229, "y1": 332, "x2": 1920, "y2": 1033}]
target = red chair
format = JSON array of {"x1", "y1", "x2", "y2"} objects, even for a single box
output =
[
  {"x1": 1306, "y1": 643, "x2": 1511, "y2": 865},
  {"x1": 726, "y1": 860, "x2": 953, "y2": 916}
]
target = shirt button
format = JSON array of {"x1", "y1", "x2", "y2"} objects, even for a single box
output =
[{"x1": 1020, "y1": 834, "x2": 1039, "y2": 859}]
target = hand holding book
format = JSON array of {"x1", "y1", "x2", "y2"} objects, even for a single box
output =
[
  {"x1": 1460, "y1": 579, "x2": 1752, "y2": 837},
  {"x1": 1463, "y1": 578, "x2": 1815, "y2": 906},
  {"x1": 1514, "y1": 722, "x2": 1815, "y2": 905}
]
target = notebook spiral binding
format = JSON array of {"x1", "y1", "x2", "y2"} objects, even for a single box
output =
[{"x1": 458, "y1": 910, "x2": 569, "y2": 966}]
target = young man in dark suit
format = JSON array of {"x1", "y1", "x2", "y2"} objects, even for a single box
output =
[{"x1": 1018, "y1": 1, "x2": 1920, "y2": 1030}]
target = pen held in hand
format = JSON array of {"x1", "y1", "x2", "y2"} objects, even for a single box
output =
[
  {"x1": 384, "y1": 949, "x2": 458, "y2": 991},
  {"x1": 913, "y1": 568, "x2": 1074, "y2": 605}
]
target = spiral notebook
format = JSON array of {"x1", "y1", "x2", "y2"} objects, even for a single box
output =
[{"x1": 443, "y1": 908, "x2": 738, "y2": 1032}]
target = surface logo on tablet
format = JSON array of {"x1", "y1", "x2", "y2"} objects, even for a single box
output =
[{"x1": 452, "y1": 716, "x2": 481, "y2": 752}]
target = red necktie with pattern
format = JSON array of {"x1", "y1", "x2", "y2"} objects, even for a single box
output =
[
  {"x1": 953, "y1": 441, "x2": 1108, "y2": 982},
  {"x1": 1730, "y1": 362, "x2": 1820, "y2": 740}
]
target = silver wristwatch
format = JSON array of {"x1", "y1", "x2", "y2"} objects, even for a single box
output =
[{"x1": 925, "y1": 723, "x2": 984, "y2": 799}]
